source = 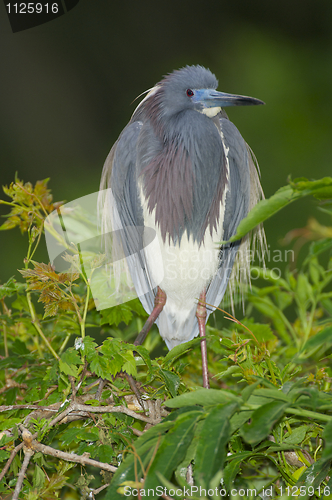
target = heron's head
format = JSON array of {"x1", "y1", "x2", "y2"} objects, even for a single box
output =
[{"x1": 157, "y1": 65, "x2": 264, "y2": 119}]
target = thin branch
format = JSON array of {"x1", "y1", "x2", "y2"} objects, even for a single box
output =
[
  {"x1": 32, "y1": 441, "x2": 117, "y2": 472},
  {"x1": 12, "y1": 447, "x2": 34, "y2": 500},
  {"x1": 131, "y1": 427, "x2": 144, "y2": 437},
  {"x1": 0, "y1": 404, "x2": 58, "y2": 412},
  {"x1": 72, "y1": 402, "x2": 159, "y2": 424},
  {"x1": 0, "y1": 399, "x2": 156, "y2": 483},
  {"x1": 0, "y1": 444, "x2": 23, "y2": 482},
  {"x1": 92, "y1": 483, "x2": 110, "y2": 495}
]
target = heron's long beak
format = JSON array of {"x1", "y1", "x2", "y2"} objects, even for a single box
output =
[{"x1": 194, "y1": 89, "x2": 264, "y2": 108}]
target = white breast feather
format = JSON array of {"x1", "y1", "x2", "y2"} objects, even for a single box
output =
[{"x1": 137, "y1": 128, "x2": 230, "y2": 348}]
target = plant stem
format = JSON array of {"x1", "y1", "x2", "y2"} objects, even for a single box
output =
[
  {"x1": 80, "y1": 280, "x2": 90, "y2": 340},
  {"x1": 26, "y1": 292, "x2": 59, "y2": 360},
  {"x1": 266, "y1": 356, "x2": 277, "y2": 385},
  {"x1": 286, "y1": 407, "x2": 332, "y2": 422}
]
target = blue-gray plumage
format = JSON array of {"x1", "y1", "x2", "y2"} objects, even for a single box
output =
[{"x1": 100, "y1": 65, "x2": 264, "y2": 388}]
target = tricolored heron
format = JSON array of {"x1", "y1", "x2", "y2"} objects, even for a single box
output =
[{"x1": 100, "y1": 65, "x2": 264, "y2": 388}]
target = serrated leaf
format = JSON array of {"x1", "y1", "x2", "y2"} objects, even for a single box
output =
[
  {"x1": 240, "y1": 400, "x2": 289, "y2": 445},
  {"x1": 59, "y1": 427, "x2": 80, "y2": 446},
  {"x1": 0, "y1": 277, "x2": 26, "y2": 299},
  {"x1": 79, "y1": 336, "x2": 98, "y2": 357},
  {"x1": 240, "y1": 319, "x2": 277, "y2": 343},
  {"x1": 61, "y1": 349, "x2": 82, "y2": 367},
  {"x1": 100, "y1": 304, "x2": 133, "y2": 326},
  {"x1": 90, "y1": 355, "x2": 113, "y2": 380},
  {"x1": 195, "y1": 403, "x2": 238, "y2": 489},
  {"x1": 58, "y1": 359, "x2": 79, "y2": 377},
  {"x1": 121, "y1": 350, "x2": 137, "y2": 377},
  {"x1": 98, "y1": 444, "x2": 114, "y2": 462},
  {"x1": 32, "y1": 465, "x2": 45, "y2": 490},
  {"x1": 76, "y1": 428, "x2": 99, "y2": 441}
]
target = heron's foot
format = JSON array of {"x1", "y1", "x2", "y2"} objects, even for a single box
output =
[{"x1": 196, "y1": 289, "x2": 210, "y2": 389}]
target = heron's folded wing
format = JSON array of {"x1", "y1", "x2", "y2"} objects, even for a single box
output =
[{"x1": 99, "y1": 121, "x2": 156, "y2": 314}]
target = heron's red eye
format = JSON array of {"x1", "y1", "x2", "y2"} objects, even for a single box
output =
[{"x1": 186, "y1": 89, "x2": 194, "y2": 97}]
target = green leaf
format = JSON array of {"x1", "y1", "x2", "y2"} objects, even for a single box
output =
[
  {"x1": 223, "y1": 452, "x2": 253, "y2": 491},
  {"x1": 76, "y1": 427, "x2": 99, "y2": 442},
  {"x1": 240, "y1": 319, "x2": 277, "y2": 343},
  {"x1": 0, "y1": 450, "x2": 10, "y2": 462},
  {"x1": 60, "y1": 427, "x2": 80, "y2": 446},
  {"x1": 295, "y1": 458, "x2": 331, "y2": 491},
  {"x1": 241, "y1": 381, "x2": 261, "y2": 403},
  {"x1": 291, "y1": 176, "x2": 332, "y2": 199},
  {"x1": 104, "y1": 437, "x2": 161, "y2": 500},
  {"x1": 120, "y1": 349, "x2": 137, "y2": 377},
  {"x1": 160, "y1": 369, "x2": 180, "y2": 398},
  {"x1": 11, "y1": 339, "x2": 30, "y2": 356},
  {"x1": 322, "y1": 419, "x2": 332, "y2": 461},
  {"x1": 300, "y1": 326, "x2": 332, "y2": 355},
  {"x1": 134, "y1": 345, "x2": 152, "y2": 372},
  {"x1": 100, "y1": 304, "x2": 133, "y2": 326},
  {"x1": 11, "y1": 294, "x2": 29, "y2": 312},
  {"x1": 61, "y1": 348, "x2": 82, "y2": 367},
  {"x1": 90, "y1": 355, "x2": 113, "y2": 380},
  {"x1": 225, "y1": 177, "x2": 332, "y2": 243},
  {"x1": 225, "y1": 185, "x2": 300, "y2": 243},
  {"x1": 143, "y1": 411, "x2": 202, "y2": 496},
  {"x1": 79, "y1": 336, "x2": 98, "y2": 358},
  {"x1": 32, "y1": 465, "x2": 45, "y2": 490},
  {"x1": 59, "y1": 359, "x2": 79, "y2": 377},
  {"x1": 162, "y1": 337, "x2": 201, "y2": 367},
  {"x1": 0, "y1": 277, "x2": 26, "y2": 299},
  {"x1": 165, "y1": 388, "x2": 240, "y2": 409},
  {"x1": 240, "y1": 400, "x2": 289, "y2": 445},
  {"x1": 229, "y1": 410, "x2": 253, "y2": 433},
  {"x1": 246, "y1": 388, "x2": 290, "y2": 409},
  {"x1": 98, "y1": 444, "x2": 114, "y2": 462},
  {"x1": 283, "y1": 425, "x2": 308, "y2": 445},
  {"x1": 195, "y1": 403, "x2": 238, "y2": 489}
]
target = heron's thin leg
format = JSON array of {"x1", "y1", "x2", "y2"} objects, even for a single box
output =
[
  {"x1": 196, "y1": 290, "x2": 210, "y2": 389},
  {"x1": 134, "y1": 287, "x2": 167, "y2": 346}
]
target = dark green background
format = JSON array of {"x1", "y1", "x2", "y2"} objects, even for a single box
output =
[{"x1": 1, "y1": 0, "x2": 332, "y2": 283}]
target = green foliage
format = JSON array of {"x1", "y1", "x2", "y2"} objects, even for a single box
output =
[
  {"x1": 226, "y1": 176, "x2": 332, "y2": 243},
  {"x1": 0, "y1": 177, "x2": 332, "y2": 499}
]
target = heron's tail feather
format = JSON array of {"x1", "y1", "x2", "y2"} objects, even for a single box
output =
[
  {"x1": 226, "y1": 145, "x2": 267, "y2": 312},
  {"x1": 157, "y1": 303, "x2": 198, "y2": 350}
]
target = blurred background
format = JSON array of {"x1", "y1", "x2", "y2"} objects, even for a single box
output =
[{"x1": 1, "y1": 0, "x2": 332, "y2": 283}]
